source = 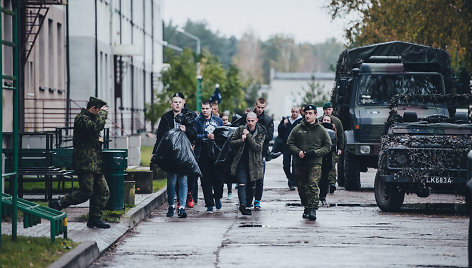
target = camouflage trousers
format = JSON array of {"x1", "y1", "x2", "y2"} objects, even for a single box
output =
[
  {"x1": 60, "y1": 173, "x2": 109, "y2": 218},
  {"x1": 294, "y1": 164, "x2": 321, "y2": 209},
  {"x1": 328, "y1": 153, "x2": 339, "y2": 184}
]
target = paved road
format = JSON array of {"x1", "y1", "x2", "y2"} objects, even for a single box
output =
[{"x1": 92, "y1": 158, "x2": 468, "y2": 267}]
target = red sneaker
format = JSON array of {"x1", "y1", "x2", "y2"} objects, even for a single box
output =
[{"x1": 186, "y1": 194, "x2": 195, "y2": 208}]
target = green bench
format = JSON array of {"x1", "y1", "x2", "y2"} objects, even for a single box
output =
[
  {"x1": 4, "y1": 148, "x2": 74, "y2": 200},
  {"x1": 1, "y1": 193, "x2": 67, "y2": 242}
]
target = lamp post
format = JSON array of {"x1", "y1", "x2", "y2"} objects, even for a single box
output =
[{"x1": 176, "y1": 28, "x2": 202, "y2": 111}]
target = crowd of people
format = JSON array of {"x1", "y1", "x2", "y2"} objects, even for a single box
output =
[
  {"x1": 152, "y1": 92, "x2": 345, "y2": 221},
  {"x1": 47, "y1": 94, "x2": 344, "y2": 229}
]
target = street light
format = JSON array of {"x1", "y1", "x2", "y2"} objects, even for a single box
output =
[
  {"x1": 176, "y1": 27, "x2": 200, "y2": 56},
  {"x1": 176, "y1": 27, "x2": 202, "y2": 111}
]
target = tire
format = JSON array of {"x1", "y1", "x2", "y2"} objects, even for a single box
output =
[
  {"x1": 344, "y1": 152, "x2": 361, "y2": 191},
  {"x1": 337, "y1": 153, "x2": 345, "y2": 187},
  {"x1": 374, "y1": 172, "x2": 405, "y2": 212}
]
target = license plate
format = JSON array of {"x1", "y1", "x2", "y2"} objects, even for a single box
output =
[{"x1": 426, "y1": 177, "x2": 453, "y2": 184}]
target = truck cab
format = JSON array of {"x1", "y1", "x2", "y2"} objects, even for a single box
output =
[{"x1": 332, "y1": 42, "x2": 455, "y2": 190}]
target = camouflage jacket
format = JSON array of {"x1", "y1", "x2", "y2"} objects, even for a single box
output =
[{"x1": 73, "y1": 108, "x2": 108, "y2": 173}]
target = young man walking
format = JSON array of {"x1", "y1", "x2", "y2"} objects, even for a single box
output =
[
  {"x1": 49, "y1": 97, "x2": 111, "y2": 228},
  {"x1": 230, "y1": 112, "x2": 266, "y2": 215},
  {"x1": 194, "y1": 100, "x2": 224, "y2": 213},
  {"x1": 153, "y1": 92, "x2": 196, "y2": 218},
  {"x1": 232, "y1": 98, "x2": 274, "y2": 208},
  {"x1": 277, "y1": 105, "x2": 301, "y2": 190},
  {"x1": 287, "y1": 105, "x2": 331, "y2": 221},
  {"x1": 320, "y1": 102, "x2": 344, "y2": 192}
]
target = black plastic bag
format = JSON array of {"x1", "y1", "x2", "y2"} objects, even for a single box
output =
[
  {"x1": 203, "y1": 126, "x2": 235, "y2": 163},
  {"x1": 215, "y1": 128, "x2": 237, "y2": 183},
  {"x1": 151, "y1": 128, "x2": 202, "y2": 177},
  {"x1": 272, "y1": 136, "x2": 284, "y2": 153}
]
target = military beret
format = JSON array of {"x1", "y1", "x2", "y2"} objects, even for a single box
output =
[
  {"x1": 172, "y1": 92, "x2": 185, "y2": 99},
  {"x1": 304, "y1": 104, "x2": 317, "y2": 112},
  {"x1": 322, "y1": 102, "x2": 333, "y2": 109},
  {"x1": 88, "y1": 96, "x2": 107, "y2": 108}
]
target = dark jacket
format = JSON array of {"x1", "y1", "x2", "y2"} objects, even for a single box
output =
[
  {"x1": 194, "y1": 113, "x2": 224, "y2": 160},
  {"x1": 318, "y1": 114, "x2": 344, "y2": 150},
  {"x1": 287, "y1": 119, "x2": 332, "y2": 166},
  {"x1": 73, "y1": 108, "x2": 108, "y2": 173},
  {"x1": 232, "y1": 110, "x2": 274, "y2": 157},
  {"x1": 229, "y1": 124, "x2": 266, "y2": 181},
  {"x1": 278, "y1": 116, "x2": 301, "y2": 143},
  {"x1": 153, "y1": 109, "x2": 197, "y2": 154}
]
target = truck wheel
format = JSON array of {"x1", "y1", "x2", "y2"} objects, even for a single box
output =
[
  {"x1": 374, "y1": 173, "x2": 405, "y2": 212},
  {"x1": 337, "y1": 153, "x2": 345, "y2": 187},
  {"x1": 344, "y1": 152, "x2": 361, "y2": 190}
]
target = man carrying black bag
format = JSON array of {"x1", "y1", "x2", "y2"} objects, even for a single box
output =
[
  {"x1": 152, "y1": 92, "x2": 196, "y2": 218},
  {"x1": 194, "y1": 100, "x2": 224, "y2": 213}
]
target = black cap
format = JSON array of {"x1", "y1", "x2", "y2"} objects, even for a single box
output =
[
  {"x1": 88, "y1": 96, "x2": 107, "y2": 108},
  {"x1": 172, "y1": 92, "x2": 185, "y2": 99},
  {"x1": 304, "y1": 104, "x2": 317, "y2": 112}
]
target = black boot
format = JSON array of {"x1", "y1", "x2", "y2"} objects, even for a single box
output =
[
  {"x1": 87, "y1": 216, "x2": 111, "y2": 229},
  {"x1": 302, "y1": 208, "x2": 309, "y2": 219},
  {"x1": 308, "y1": 208, "x2": 317, "y2": 221},
  {"x1": 48, "y1": 199, "x2": 62, "y2": 211},
  {"x1": 329, "y1": 183, "x2": 336, "y2": 193},
  {"x1": 239, "y1": 204, "x2": 252, "y2": 215}
]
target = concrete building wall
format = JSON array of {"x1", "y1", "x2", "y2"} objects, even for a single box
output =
[
  {"x1": 69, "y1": 0, "x2": 164, "y2": 136},
  {"x1": 265, "y1": 72, "x2": 335, "y2": 121},
  {"x1": 24, "y1": 6, "x2": 67, "y2": 132}
]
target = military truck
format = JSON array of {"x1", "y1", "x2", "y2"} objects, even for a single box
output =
[
  {"x1": 375, "y1": 107, "x2": 472, "y2": 211},
  {"x1": 331, "y1": 41, "x2": 455, "y2": 190}
]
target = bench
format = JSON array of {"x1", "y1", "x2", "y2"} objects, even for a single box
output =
[
  {"x1": 1, "y1": 193, "x2": 67, "y2": 242},
  {"x1": 4, "y1": 148, "x2": 74, "y2": 201}
]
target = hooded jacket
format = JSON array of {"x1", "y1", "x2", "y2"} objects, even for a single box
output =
[
  {"x1": 287, "y1": 119, "x2": 332, "y2": 166},
  {"x1": 229, "y1": 124, "x2": 266, "y2": 181}
]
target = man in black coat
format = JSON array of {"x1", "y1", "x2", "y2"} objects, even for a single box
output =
[
  {"x1": 278, "y1": 105, "x2": 301, "y2": 190},
  {"x1": 152, "y1": 92, "x2": 196, "y2": 218}
]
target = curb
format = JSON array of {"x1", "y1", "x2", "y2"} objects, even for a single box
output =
[
  {"x1": 48, "y1": 241, "x2": 99, "y2": 268},
  {"x1": 51, "y1": 187, "x2": 167, "y2": 268}
]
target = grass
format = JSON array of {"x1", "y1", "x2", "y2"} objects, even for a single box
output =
[
  {"x1": 0, "y1": 235, "x2": 77, "y2": 268},
  {"x1": 153, "y1": 179, "x2": 166, "y2": 192},
  {"x1": 4, "y1": 181, "x2": 78, "y2": 194},
  {"x1": 140, "y1": 146, "x2": 153, "y2": 167}
]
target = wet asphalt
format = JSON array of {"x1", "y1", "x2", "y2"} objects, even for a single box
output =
[{"x1": 91, "y1": 157, "x2": 468, "y2": 268}]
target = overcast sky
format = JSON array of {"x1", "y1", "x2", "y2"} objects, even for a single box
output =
[{"x1": 162, "y1": 0, "x2": 348, "y2": 44}]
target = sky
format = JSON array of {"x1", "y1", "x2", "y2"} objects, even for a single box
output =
[{"x1": 162, "y1": 0, "x2": 348, "y2": 44}]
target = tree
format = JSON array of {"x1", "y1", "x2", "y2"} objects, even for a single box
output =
[
  {"x1": 158, "y1": 48, "x2": 197, "y2": 110},
  {"x1": 325, "y1": 0, "x2": 472, "y2": 75},
  {"x1": 232, "y1": 30, "x2": 264, "y2": 83},
  {"x1": 298, "y1": 74, "x2": 329, "y2": 106}
]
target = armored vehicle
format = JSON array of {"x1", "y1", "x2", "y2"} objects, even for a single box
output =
[
  {"x1": 375, "y1": 110, "x2": 472, "y2": 211},
  {"x1": 331, "y1": 41, "x2": 455, "y2": 190}
]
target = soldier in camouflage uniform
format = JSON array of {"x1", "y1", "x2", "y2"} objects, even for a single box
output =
[
  {"x1": 320, "y1": 102, "x2": 344, "y2": 192},
  {"x1": 287, "y1": 105, "x2": 331, "y2": 221},
  {"x1": 49, "y1": 96, "x2": 111, "y2": 229}
]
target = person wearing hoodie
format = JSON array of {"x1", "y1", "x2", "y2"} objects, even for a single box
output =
[
  {"x1": 194, "y1": 100, "x2": 224, "y2": 213},
  {"x1": 287, "y1": 105, "x2": 331, "y2": 221}
]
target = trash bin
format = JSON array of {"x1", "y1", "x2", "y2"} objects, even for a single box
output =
[{"x1": 102, "y1": 149, "x2": 128, "y2": 210}]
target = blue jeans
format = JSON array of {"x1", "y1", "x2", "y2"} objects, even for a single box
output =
[{"x1": 167, "y1": 172, "x2": 187, "y2": 207}]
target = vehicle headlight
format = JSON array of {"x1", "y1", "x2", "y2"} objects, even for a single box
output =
[
  {"x1": 360, "y1": 145, "x2": 371, "y2": 154},
  {"x1": 394, "y1": 153, "x2": 408, "y2": 165}
]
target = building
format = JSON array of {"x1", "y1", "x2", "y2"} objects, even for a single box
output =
[
  {"x1": 68, "y1": 0, "x2": 164, "y2": 136},
  {"x1": 264, "y1": 70, "x2": 335, "y2": 121}
]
